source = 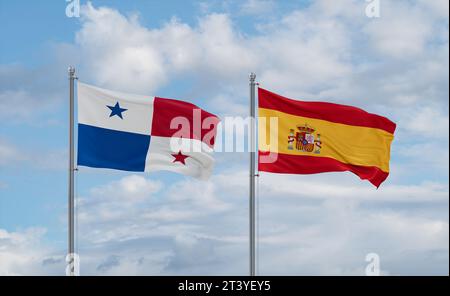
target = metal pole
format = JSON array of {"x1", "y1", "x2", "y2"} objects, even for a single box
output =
[
  {"x1": 249, "y1": 73, "x2": 256, "y2": 276},
  {"x1": 68, "y1": 66, "x2": 76, "y2": 276}
]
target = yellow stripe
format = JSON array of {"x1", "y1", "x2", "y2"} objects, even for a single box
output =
[{"x1": 258, "y1": 108, "x2": 394, "y2": 172}]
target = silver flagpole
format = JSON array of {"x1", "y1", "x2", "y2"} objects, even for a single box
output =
[
  {"x1": 68, "y1": 66, "x2": 76, "y2": 276},
  {"x1": 249, "y1": 73, "x2": 256, "y2": 276}
]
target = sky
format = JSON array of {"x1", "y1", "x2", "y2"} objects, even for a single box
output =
[{"x1": 0, "y1": 0, "x2": 448, "y2": 275}]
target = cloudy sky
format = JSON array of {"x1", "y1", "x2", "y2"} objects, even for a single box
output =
[{"x1": 0, "y1": 0, "x2": 448, "y2": 275}]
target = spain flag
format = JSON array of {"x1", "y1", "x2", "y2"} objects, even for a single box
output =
[{"x1": 258, "y1": 88, "x2": 396, "y2": 188}]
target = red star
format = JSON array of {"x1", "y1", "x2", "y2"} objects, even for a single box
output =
[{"x1": 171, "y1": 151, "x2": 189, "y2": 165}]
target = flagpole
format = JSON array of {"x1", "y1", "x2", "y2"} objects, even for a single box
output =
[
  {"x1": 68, "y1": 66, "x2": 76, "y2": 276},
  {"x1": 249, "y1": 72, "x2": 257, "y2": 276}
]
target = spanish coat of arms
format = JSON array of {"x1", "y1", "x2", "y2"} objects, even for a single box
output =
[{"x1": 287, "y1": 124, "x2": 322, "y2": 154}]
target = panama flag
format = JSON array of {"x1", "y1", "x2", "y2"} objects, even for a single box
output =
[{"x1": 77, "y1": 82, "x2": 220, "y2": 179}]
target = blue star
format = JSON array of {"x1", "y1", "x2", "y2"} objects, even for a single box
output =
[{"x1": 107, "y1": 102, "x2": 128, "y2": 119}]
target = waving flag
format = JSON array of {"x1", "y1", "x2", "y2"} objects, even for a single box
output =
[
  {"x1": 77, "y1": 82, "x2": 219, "y2": 179},
  {"x1": 258, "y1": 88, "x2": 396, "y2": 187}
]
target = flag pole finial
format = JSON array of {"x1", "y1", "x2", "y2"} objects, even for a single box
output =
[{"x1": 68, "y1": 66, "x2": 75, "y2": 77}]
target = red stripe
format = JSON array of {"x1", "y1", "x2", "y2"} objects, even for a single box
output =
[
  {"x1": 152, "y1": 97, "x2": 220, "y2": 147},
  {"x1": 258, "y1": 152, "x2": 389, "y2": 188},
  {"x1": 258, "y1": 88, "x2": 396, "y2": 134}
]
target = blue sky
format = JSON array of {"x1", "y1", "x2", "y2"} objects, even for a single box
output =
[{"x1": 0, "y1": 0, "x2": 449, "y2": 275}]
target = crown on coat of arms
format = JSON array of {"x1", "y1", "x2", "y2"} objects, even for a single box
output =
[{"x1": 296, "y1": 124, "x2": 315, "y2": 133}]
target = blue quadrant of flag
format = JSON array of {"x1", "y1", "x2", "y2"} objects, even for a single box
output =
[{"x1": 77, "y1": 124, "x2": 150, "y2": 172}]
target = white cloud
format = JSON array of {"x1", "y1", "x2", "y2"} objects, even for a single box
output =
[
  {"x1": 0, "y1": 138, "x2": 66, "y2": 170},
  {"x1": 364, "y1": 1, "x2": 432, "y2": 59},
  {"x1": 74, "y1": 2, "x2": 355, "y2": 101},
  {"x1": 396, "y1": 143, "x2": 449, "y2": 172},
  {"x1": 76, "y1": 175, "x2": 163, "y2": 226},
  {"x1": 0, "y1": 139, "x2": 24, "y2": 166},
  {"x1": 0, "y1": 227, "x2": 63, "y2": 276},
  {"x1": 166, "y1": 178, "x2": 231, "y2": 211},
  {"x1": 256, "y1": 205, "x2": 449, "y2": 275},
  {"x1": 417, "y1": 0, "x2": 449, "y2": 19},
  {"x1": 1, "y1": 164, "x2": 448, "y2": 275},
  {"x1": 90, "y1": 174, "x2": 162, "y2": 202},
  {"x1": 0, "y1": 90, "x2": 38, "y2": 120},
  {"x1": 259, "y1": 174, "x2": 449, "y2": 203},
  {"x1": 0, "y1": 64, "x2": 67, "y2": 123},
  {"x1": 76, "y1": 3, "x2": 255, "y2": 95},
  {"x1": 399, "y1": 106, "x2": 449, "y2": 139},
  {"x1": 69, "y1": 168, "x2": 448, "y2": 275},
  {"x1": 73, "y1": 0, "x2": 448, "y2": 115},
  {"x1": 76, "y1": 4, "x2": 167, "y2": 94}
]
